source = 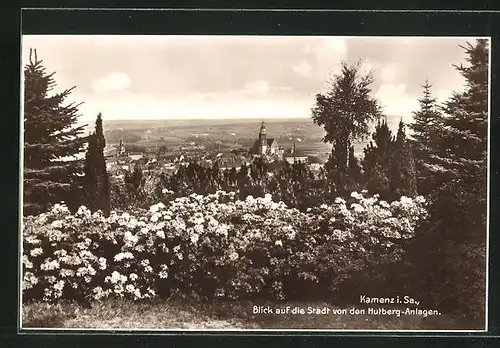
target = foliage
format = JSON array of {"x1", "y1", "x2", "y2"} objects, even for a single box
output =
[
  {"x1": 432, "y1": 39, "x2": 488, "y2": 178},
  {"x1": 124, "y1": 164, "x2": 144, "y2": 191},
  {"x1": 311, "y1": 60, "x2": 382, "y2": 186},
  {"x1": 23, "y1": 48, "x2": 87, "y2": 215},
  {"x1": 404, "y1": 39, "x2": 488, "y2": 321},
  {"x1": 83, "y1": 113, "x2": 110, "y2": 216},
  {"x1": 362, "y1": 118, "x2": 416, "y2": 201},
  {"x1": 409, "y1": 79, "x2": 443, "y2": 154},
  {"x1": 362, "y1": 118, "x2": 395, "y2": 199},
  {"x1": 389, "y1": 120, "x2": 417, "y2": 199},
  {"x1": 409, "y1": 80, "x2": 445, "y2": 194},
  {"x1": 22, "y1": 191, "x2": 426, "y2": 304},
  {"x1": 269, "y1": 161, "x2": 333, "y2": 211}
]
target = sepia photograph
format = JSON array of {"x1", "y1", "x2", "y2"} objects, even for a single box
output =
[{"x1": 20, "y1": 35, "x2": 489, "y2": 331}]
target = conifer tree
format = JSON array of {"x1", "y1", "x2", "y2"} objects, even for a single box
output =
[
  {"x1": 347, "y1": 145, "x2": 363, "y2": 184},
  {"x1": 237, "y1": 164, "x2": 250, "y2": 199},
  {"x1": 125, "y1": 164, "x2": 143, "y2": 190},
  {"x1": 389, "y1": 119, "x2": 417, "y2": 198},
  {"x1": 362, "y1": 118, "x2": 395, "y2": 199},
  {"x1": 83, "y1": 113, "x2": 110, "y2": 216},
  {"x1": 409, "y1": 79, "x2": 444, "y2": 193},
  {"x1": 432, "y1": 39, "x2": 488, "y2": 179},
  {"x1": 23, "y1": 48, "x2": 87, "y2": 215},
  {"x1": 410, "y1": 79, "x2": 442, "y2": 154},
  {"x1": 406, "y1": 39, "x2": 488, "y2": 321}
]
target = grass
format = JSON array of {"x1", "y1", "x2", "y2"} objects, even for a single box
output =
[{"x1": 22, "y1": 297, "x2": 483, "y2": 331}]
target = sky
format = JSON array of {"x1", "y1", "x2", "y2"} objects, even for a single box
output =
[{"x1": 22, "y1": 35, "x2": 485, "y2": 126}]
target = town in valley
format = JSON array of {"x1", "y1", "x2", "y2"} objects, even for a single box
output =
[{"x1": 95, "y1": 117, "x2": 370, "y2": 180}]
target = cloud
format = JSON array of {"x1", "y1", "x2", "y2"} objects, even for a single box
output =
[
  {"x1": 306, "y1": 38, "x2": 347, "y2": 76},
  {"x1": 375, "y1": 83, "x2": 419, "y2": 123},
  {"x1": 76, "y1": 89, "x2": 313, "y2": 121},
  {"x1": 323, "y1": 38, "x2": 347, "y2": 55},
  {"x1": 293, "y1": 60, "x2": 312, "y2": 78},
  {"x1": 244, "y1": 80, "x2": 270, "y2": 95},
  {"x1": 435, "y1": 88, "x2": 458, "y2": 104},
  {"x1": 358, "y1": 60, "x2": 374, "y2": 77},
  {"x1": 380, "y1": 66, "x2": 396, "y2": 83},
  {"x1": 92, "y1": 72, "x2": 132, "y2": 93},
  {"x1": 23, "y1": 35, "x2": 476, "y2": 123},
  {"x1": 273, "y1": 86, "x2": 293, "y2": 92}
]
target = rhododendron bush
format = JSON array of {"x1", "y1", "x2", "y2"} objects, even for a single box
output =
[{"x1": 22, "y1": 191, "x2": 427, "y2": 302}]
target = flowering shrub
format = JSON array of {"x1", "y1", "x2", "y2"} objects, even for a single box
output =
[{"x1": 22, "y1": 191, "x2": 427, "y2": 303}]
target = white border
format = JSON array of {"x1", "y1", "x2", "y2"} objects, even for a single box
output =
[
  {"x1": 485, "y1": 34, "x2": 492, "y2": 333},
  {"x1": 18, "y1": 17, "x2": 492, "y2": 334}
]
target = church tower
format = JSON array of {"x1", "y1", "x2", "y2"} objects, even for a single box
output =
[
  {"x1": 118, "y1": 138, "x2": 125, "y2": 156},
  {"x1": 258, "y1": 120, "x2": 267, "y2": 155}
]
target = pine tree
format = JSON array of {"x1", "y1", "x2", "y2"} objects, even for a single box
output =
[
  {"x1": 389, "y1": 119, "x2": 417, "y2": 199},
  {"x1": 406, "y1": 39, "x2": 488, "y2": 322},
  {"x1": 432, "y1": 40, "x2": 488, "y2": 179},
  {"x1": 83, "y1": 113, "x2": 110, "y2": 216},
  {"x1": 23, "y1": 48, "x2": 87, "y2": 215},
  {"x1": 409, "y1": 79, "x2": 444, "y2": 194},
  {"x1": 410, "y1": 79, "x2": 442, "y2": 154},
  {"x1": 362, "y1": 118, "x2": 395, "y2": 199}
]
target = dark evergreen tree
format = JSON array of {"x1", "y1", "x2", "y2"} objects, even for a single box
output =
[
  {"x1": 83, "y1": 113, "x2": 110, "y2": 216},
  {"x1": 409, "y1": 79, "x2": 444, "y2": 194},
  {"x1": 389, "y1": 119, "x2": 417, "y2": 199},
  {"x1": 347, "y1": 145, "x2": 363, "y2": 186},
  {"x1": 410, "y1": 79, "x2": 442, "y2": 153},
  {"x1": 23, "y1": 48, "x2": 87, "y2": 215},
  {"x1": 237, "y1": 164, "x2": 251, "y2": 199},
  {"x1": 406, "y1": 39, "x2": 488, "y2": 322},
  {"x1": 433, "y1": 40, "x2": 488, "y2": 179},
  {"x1": 125, "y1": 164, "x2": 143, "y2": 191},
  {"x1": 312, "y1": 60, "x2": 382, "y2": 191},
  {"x1": 362, "y1": 118, "x2": 395, "y2": 199}
]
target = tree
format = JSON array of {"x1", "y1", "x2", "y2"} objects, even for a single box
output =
[
  {"x1": 125, "y1": 164, "x2": 143, "y2": 191},
  {"x1": 389, "y1": 119, "x2": 417, "y2": 199},
  {"x1": 432, "y1": 40, "x2": 488, "y2": 179},
  {"x1": 410, "y1": 79, "x2": 442, "y2": 153},
  {"x1": 83, "y1": 113, "x2": 110, "y2": 216},
  {"x1": 405, "y1": 39, "x2": 488, "y2": 322},
  {"x1": 312, "y1": 60, "x2": 382, "y2": 191},
  {"x1": 409, "y1": 79, "x2": 444, "y2": 194},
  {"x1": 23, "y1": 48, "x2": 87, "y2": 215},
  {"x1": 362, "y1": 118, "x2": 395, "y2": 199},
  {"x1": 156, "y1": 144, "x2": 168, "y2": 158}
]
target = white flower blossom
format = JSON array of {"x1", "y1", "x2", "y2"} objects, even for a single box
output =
[
  {"x1": 98, "y1": 257, "x2": 107, "y2": 270},
  {"x1": 51, "y1": 220, "x2": 63, "y2": 229},
  {"x1": 334, "y1": 197, "x2": 346, "y2": 204},
  {"x1": 350, "y1": 191, "x2": 363, "y2": 200},
  {"x1": 30, "y1": 248, "x2": 43, "y2": 257},
  {"x1": 190, "y1": 233, "x2": 200, "y2": 245},
  {"x1": 229, "y1": 251, "x2": 239, "y2": 261},
  {"x1": 150, "y1": 202, "x2": 166, "y2": 213}
]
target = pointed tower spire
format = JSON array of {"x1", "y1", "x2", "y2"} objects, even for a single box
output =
[{"x1": 258, "y1": 120, "x2": 267, "y2": 155}]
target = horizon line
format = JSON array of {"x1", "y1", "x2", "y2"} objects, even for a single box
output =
[{"x1": 78, "y1": 115, "x2": 407, "y2": 122}]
